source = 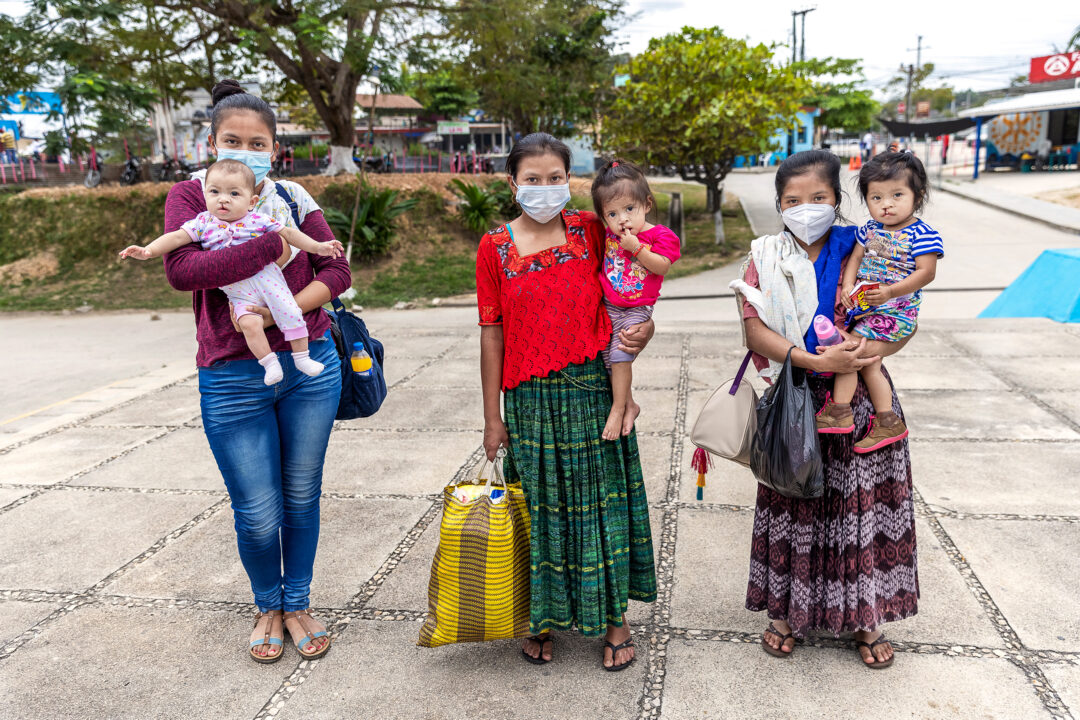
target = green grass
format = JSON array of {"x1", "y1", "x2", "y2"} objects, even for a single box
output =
[{"x1": 353, "y1": 252, "x2": 477, "y2": 307}]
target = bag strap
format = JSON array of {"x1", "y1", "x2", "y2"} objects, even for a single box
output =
[
  {"x1": 729, "y1": 350, "x2": 754, "y2": 396},
  {"x1": 274, "y1": 182, "x2": 301, "y2": 228},
  {"x1": 330, "y1": 297, "x2": 345, "y2": 313}
]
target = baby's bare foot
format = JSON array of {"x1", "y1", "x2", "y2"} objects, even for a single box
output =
[
  {"x1": 603, "y1": 406, "x2": 625, "y2": 441},
  {"x1": 621, "y1": 401, "x2": 640, "y2": 436}
]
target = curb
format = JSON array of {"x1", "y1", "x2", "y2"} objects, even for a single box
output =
[{"x1": 936, "y1": 180, "x2": 1080, "y2": 235}]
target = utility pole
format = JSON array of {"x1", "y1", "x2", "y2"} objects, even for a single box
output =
[
  {"x1": 899, "y1": 63, "x2": 914, "y2": 122},
  {"x1": 790, "y1": 7, "x2": 816, "y2": 62}
]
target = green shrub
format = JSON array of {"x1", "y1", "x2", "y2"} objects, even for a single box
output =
[
  {"x1": 487, "y1": 179, "x2": 517, "y2": 220},
  {"x1": 321, "y1": 182, "x2": 420, "y2": 260},
  {"x1": 449, "y1": 179, "x2": 499, "y2": 234}
]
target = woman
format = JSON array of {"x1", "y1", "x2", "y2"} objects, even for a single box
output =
[
  {"x1": 477, "y1": 133, "x2": 657, "y2": 671},
  {"x1": 162, "y1": 79, "x2": 351, "y2": 664},
  {"x1": 731, "y1": 150, "x2": 918, "y2": 669}
]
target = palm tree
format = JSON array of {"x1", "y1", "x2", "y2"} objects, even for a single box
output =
[{"x1": 1069, "y1": 25, "x2": 1080, "y2": 51}]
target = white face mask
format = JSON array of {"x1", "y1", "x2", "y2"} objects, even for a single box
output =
[
  {"x1": 781, "y1": 203, "x2": 836, "y2": 245},
  {"x1": 514, "y1": 183, "x2": 571, "y2": 224}
]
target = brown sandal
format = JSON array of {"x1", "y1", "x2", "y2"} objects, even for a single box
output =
[
  {"x1": 283, "y1": 609, "x2": 331, "y2": 660},
  {"x1": 249, "y1": 610, "x2": 284, "y2": 664},
  {"x1": 761, "y1": 622, "x2": 796, "y2": 658},
  {"x1": 855, "y1": 632, "x2": 895, "y2": 669}
]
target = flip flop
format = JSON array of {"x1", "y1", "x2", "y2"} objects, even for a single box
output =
[
  {"x1": 602, "y1": 638, "x2": 635, "y2": 672},
  {"x1": 521, "y1": 634, "x2": 553, "y2": 665},
  {"x1": 761, "y1": 622, "x2": 795, "y2": 658},
  {"x1": 855, "y1": 632, "x2": 895, "y2": 669}
]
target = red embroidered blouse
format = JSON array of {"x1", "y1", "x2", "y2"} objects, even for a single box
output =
[{"x1": 476, "y1": 210, "x2": 613, "y2": 391}]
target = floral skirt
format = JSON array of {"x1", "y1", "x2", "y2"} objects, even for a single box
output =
[
  {"x1": 503, "y1": 357, "x2": 657, "y2": 637},
  {"x1": 745, "y1": 369, "x2": 919, "y2": 637},
  {"x1": 851, "y1": 291, "x2": 921, "y2": 342}
]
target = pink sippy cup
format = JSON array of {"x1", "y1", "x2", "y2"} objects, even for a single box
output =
[{"x1": 814, "y1": 314, "x2": 843, "y2": 347}]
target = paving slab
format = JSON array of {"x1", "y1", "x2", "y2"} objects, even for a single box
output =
[
  {"x1": 0, "y1": 489, "x2": 215, "y2": 592},
  {"x1": 71, "y1": 428, "x2": 223, "y2": 492},
  {"x1": 1042, "y1": 663, "x2": 1080, "y2": 718},
  {"x1": 322, "y1": 430, "x2": 480, "y2": 495},
  {"x1": 631, "y1": 389, "x2": 680, "y2": 435},
  {"x1": 669, "y1": 508, "x2": 759, "y2": 634},
  {"x1": 677, "y1": 440, "x2": 759, "y2": 507},
  {"x1": 382, "y1": 355, "x2": 430, "y2": 387},
  {"x1": 897, "y1": 330, "x2": 965, "y2": 357},
  {"x1": 85, "y1": 384, "x2": 201, "y2": 427},
  {"x1": 942, "y1": 517, "x2": 1080, "y2": 652},
  {"x1": 277, "y1": 620, "x2": 649, "y2": 720},
  {"x1": 949, "y1": 330, "x2": 1080, "y2": 358},
  {"x1": 0, "y1": 604, "x2": 292, "y2": 720},
  {"x1": 637, "y1": 433, "x2": 676, "y2": 503},
  {"x1": 338, "y1": 388, "x2": 483, "y2": 431},
  {"x1": 0, "y1": 600, "x2": 59, "y2": 645},
  {"x1": 0, "y1": 426, "x2": 164, "y2": 485},
  {"x1": 688, "y1": 331, "x2": 744, "y2": 359},
  {"x1": 686, "y1": 352, "x2": 757, "y2": 391},
  {"x1": 637, "y1": 331, "x2": 687, "y2": 358},
  {"x1": 981, "y1": 356, "x2": 1080, "y2": 391},
  {"x1": 377, "y1": 333, "x2": 466, "y2": 359},
  {"x1": 1036, "y1": 390, "x2": 1080, "y2": 426},
  {"x1": 404, "y1": 358, "x2": 487, "y2": 388},
  {"x1": 912, "y1": 440, "x2": 1080, "y2": 516},
  {"x1": 629, "y1": 354, "x2": 683, "y2": 389},
  {"x1": 0, "y1": 485, "x2": 34, "y2": 507},
  {"x1": 662, "y1": 639, "x2": 1046, "y2": 720},
  {"x1": 898, "y1": 390, "x2": 1079, "y2": 440},
  {"x1": 105, "y1": 497, "x2": 430, "y2": 609},
  {"x1": 883, "y1": 355, "x2": 1008, "y2": 391}
]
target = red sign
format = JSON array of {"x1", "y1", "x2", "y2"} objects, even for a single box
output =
[
  {"x1": 897, "y1": 101, "x2": 906, "y2": 114},
  {"x1": 1030, "y1": 52, "x2": 1080, "y2": 83}
]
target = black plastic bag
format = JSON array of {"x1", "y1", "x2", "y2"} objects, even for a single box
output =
[{"x1": 749, "y1": 348, "x2": 824, "y2": 499}]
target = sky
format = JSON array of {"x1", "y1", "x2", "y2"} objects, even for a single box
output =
[{"x1": 617, "y1": 0, "x2": 1079, "y2": 96}]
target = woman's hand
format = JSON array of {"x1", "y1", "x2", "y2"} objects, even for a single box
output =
[
  {"x1": 617, "y1": 318, "x2": 655, "y2": 356},
  {"x1": 229, "y1": 304, "x2": 276, "y2": 332},
  {"x1": 484, "y1": 418, "x2": 509, "y2": 461},
  {"x1": 815, "y1": 337, "x2": 879, "y2": 374}
]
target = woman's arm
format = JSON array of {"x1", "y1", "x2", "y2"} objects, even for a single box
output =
[
  {"x1": 744, "y1": 316, "x2": 879, "y2": 374},
  {"x1": 617, "y1": 318, "x2": 655, "y2": 355},
  {"x1": 864, "y1": 254, "x2": 937, "y2": 306},
  {"x1": 481, "y1": 325, "x2": 508, "y2": 461},
  {"x1": 162, "y1": 182, "x2": 288, "y2": 291}
]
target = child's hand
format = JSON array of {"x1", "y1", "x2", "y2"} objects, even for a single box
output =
[
  {"x1": 618, "y1": 228, "x2": 640, "y2": 253},
  {"x1": 314, "y1": 240, "x2": 344, "y2": 258},
  {"x1": 863, "y1": 284, "x2": 893, "y2": 305},
  {"x1": 840, "y1": 284, "x2": 856, "y2": 309},
  {"x1": 119, "y1": 246, "x2": 152, "y2": 260}
]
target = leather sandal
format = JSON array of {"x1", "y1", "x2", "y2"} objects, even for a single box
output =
[
  {"x1": 602, "y1": 638, "x2": 635, "y2": 672},
  {"x1": 521, "y1": 634, "x2": 553, "y2": 665},
  {"x1": 283, "y1": 609, "x2": 331, "y2": 660},
  {"x1": 855, "y1": 632, "x2": 895, "y2": 669},
  {"x1": 249, "y1": 610, "x2": 284, "y2": 664},
  {"x1": 761, "y1": 622, "x2": 795, "y2": 658}
]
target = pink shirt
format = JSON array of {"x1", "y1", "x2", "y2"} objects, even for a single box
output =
[{"x1": 600, "y1": 224, "x2": 681, "y2": 307}]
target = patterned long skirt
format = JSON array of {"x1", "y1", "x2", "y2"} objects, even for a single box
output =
[
  {"x1": 503, "y1": 357, "x2": 657, "y2": 637},
  {"x1": 746, "y1": 368, "x2": 919, "y2": 637}
]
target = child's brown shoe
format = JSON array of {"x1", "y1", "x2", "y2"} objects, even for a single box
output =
[
  {"x1": 854, "y1": 412, "x2": 909, "y2": 453},
  {"x1": 816, "y1": 398, "x2": 855, "y2": 434}
]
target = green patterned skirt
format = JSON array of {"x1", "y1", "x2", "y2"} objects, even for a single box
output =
[{"x1": 503, "y1": 356, "x2": 657, "y2": 637}]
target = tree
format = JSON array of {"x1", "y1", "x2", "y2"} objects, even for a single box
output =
[
  {"x1": 450, "y1": 0, "x2": 624, "y2": 137},
  {"x1": 1068, "y1": 25, "x2": 1080, "y2": 51},
  {"x1": 603, "y1": 27, "x2": 808, "y2": 243},
  {"x1": 794, "y1": 58, "x2": 879, "y2": 134}
]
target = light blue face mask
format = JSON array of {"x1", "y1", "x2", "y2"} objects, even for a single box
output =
[{"x1": 216, "y1": 148, "x2": 273, "y2": 185}]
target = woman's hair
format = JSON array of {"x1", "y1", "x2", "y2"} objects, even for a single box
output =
[
  {"x1": 591, "y1": 159, "x2": 654, "y2": 216},
  {"x1": 205, "y1": 158, "x2": 256, "y2": 191},
  {"x1": 773, "y1": 149, "x2": 844, "y2": 221},
  {"x1": 858, "y1": 150, "x2": 930, "y2": 213},
  {"x1": 506, "y1": 132, "x2": 572, "y2": 180},
  {"x1": 209, "y1": 79, "x2": 277, "y2": 142}
]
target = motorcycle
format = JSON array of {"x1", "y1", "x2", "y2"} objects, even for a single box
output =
[
  {"x1": 158, "y1": 153, "x2": 198, "y2": 182},
  {"x1": 121, "y1": 156, "x2": 143, "y2": 185}
]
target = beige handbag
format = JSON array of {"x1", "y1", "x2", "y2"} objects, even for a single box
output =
[{"x1": 690, "y1": 351, "x2": 758, "y2": 468}]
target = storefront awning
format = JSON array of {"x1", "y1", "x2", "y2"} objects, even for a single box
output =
[
  {"x1": 958, "y1": 87, "x2": 1080, "y2": 118},
  {"x1": 878, "y1": 117, "x2": 975, "y2": 136}
]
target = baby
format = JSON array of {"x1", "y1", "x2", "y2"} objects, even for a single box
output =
[
  {"x1": 120, "y1": 159, "x2": 343, "y2": 385},
  {"x1": 591, "y1": 160, "x2": 681, "y2": 440}
]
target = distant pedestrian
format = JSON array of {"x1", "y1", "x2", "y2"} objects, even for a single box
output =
[
  {"x1": 729, "y1": 149, "x2": 918, "y2": 668},
  {"x1": 940, "y1": 134, "x2": 951, "y2": 164},
  {"x1": 477, "y1": 132, "x2": 657, "y2": 671},
  {"x1": 0, "y1": 129, "x2": 15, "y2": 164},
  {"x1": 862, "y1": 130, "x2": 873, "y2": 162},
  {"x1": 160, "y1": 79, "x2": 351, "y2": 665}
]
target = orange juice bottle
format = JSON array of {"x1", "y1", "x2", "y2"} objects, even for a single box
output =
[{"x1": 350, "y1": 342, "x2": 372, "y2": 377}]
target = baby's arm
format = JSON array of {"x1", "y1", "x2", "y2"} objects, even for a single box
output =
[
  {"x1": 868, "y1": 254, "x2": 937, "y2": 305},
  {"x1": 840, "y1": 244, "x2": 865, "y2": 309},
  {"x1": 119, "y1": 229, "x2": 192, "y2": 260},
  {"x1": 620, "y1": 229, "x2": 671, "y2": 275},
  {"x1": 279, "y1": 226, "x2": 344, "y2": 258}
]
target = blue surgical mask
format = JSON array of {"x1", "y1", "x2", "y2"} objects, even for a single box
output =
[{"x1": 216, "y1": 149, "x2": 273, "y2": 185}]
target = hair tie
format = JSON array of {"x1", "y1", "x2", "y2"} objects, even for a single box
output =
[{"x1": 611, "y1": 161, "x2": 619, "y2": 167}]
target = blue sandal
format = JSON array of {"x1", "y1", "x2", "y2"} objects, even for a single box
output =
[
  {"x1": 249, "y1": 610, "x2": 284, "y2": 664},
  {"x1": 284, "y1": 609, "x2": 331, "y2": 659}
]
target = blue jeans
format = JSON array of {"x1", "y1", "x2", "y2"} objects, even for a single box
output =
[{"x1": 199, "y1": 332, "x2": 340, "y2": 612}]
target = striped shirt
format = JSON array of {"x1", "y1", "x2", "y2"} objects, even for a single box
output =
[{"x1": 854, "y1": 219, "x2": 943, "y2": 285}]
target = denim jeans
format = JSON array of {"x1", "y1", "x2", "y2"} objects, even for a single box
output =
[{"x1": 199, "y1": 331, "x2": 340, "y2": 612}]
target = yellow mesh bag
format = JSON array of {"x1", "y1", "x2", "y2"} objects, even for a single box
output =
[{"x1": 418, "y1": 457, "x2": 531, "y2": 647}]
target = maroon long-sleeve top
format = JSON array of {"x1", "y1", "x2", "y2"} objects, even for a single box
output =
[{"x1": 162, "y1": 180, "x2": 352, "y2": 367}]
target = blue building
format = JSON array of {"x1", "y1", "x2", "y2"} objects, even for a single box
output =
[{"x1": 734, "y1": 107, "x2": 821, "y2": 168}]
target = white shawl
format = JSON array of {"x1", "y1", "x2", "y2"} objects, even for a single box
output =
[{"x1": 729, "y1": 232, "x2": 819, "y2": 379}]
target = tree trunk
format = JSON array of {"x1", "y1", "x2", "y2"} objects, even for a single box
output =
[{"x1": 712, "y1": 184, "x2": 726, "y2": 247}]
